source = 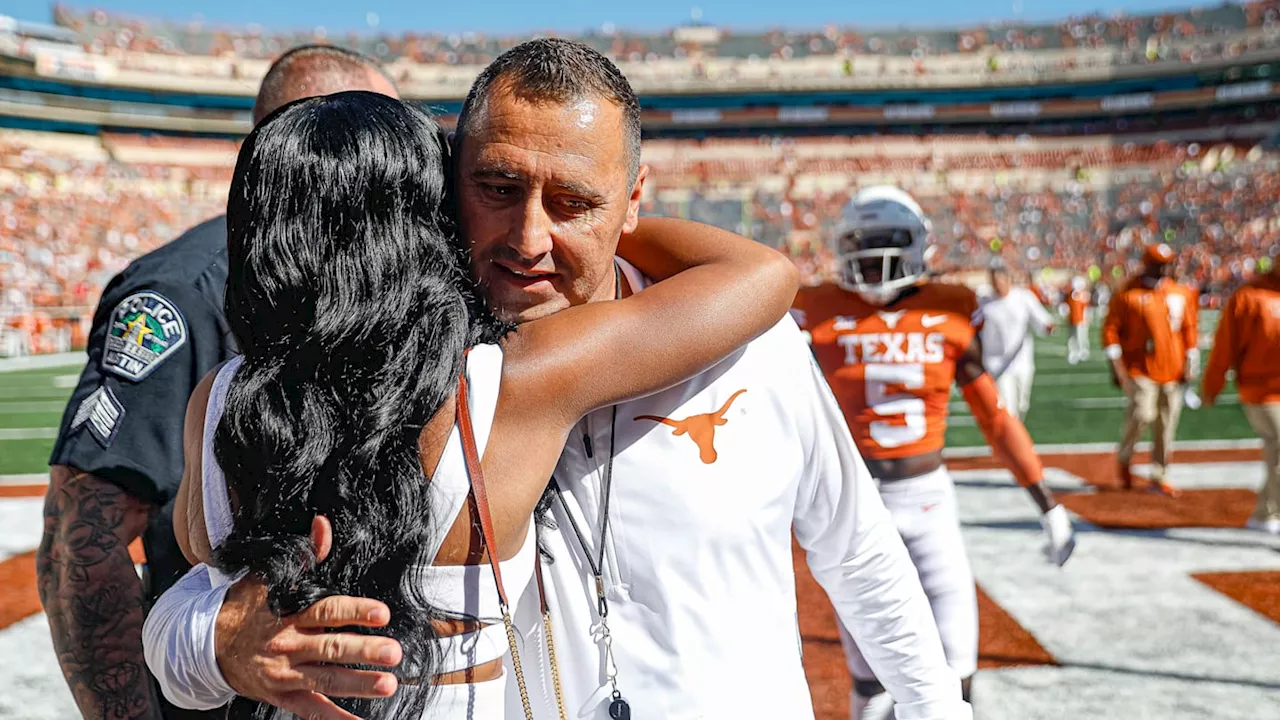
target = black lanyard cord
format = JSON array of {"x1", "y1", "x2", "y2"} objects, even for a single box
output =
[{"x1": 551, "y1": 261, "x2": 622, "y2": 618}]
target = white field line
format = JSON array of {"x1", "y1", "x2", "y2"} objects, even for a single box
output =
[
  {"x1": 949, "y1": 393, "x2": 1237, "y2": 414},
  {"x1": 0, "y1": 473, "x2": 49, "y2": 486},
  {"x1": 0, "y1": 428, "x2": 59, "y2": 440},
  {"x1": 0, "y1": 353, "x2": 83, "y2": 372},
  {"x1": 942, "y1": 437, "x2": 1262, "y2": 458},
  {"x1": 0, "y1": 401, "x2": 68, "y2": 415},
  {"x1": 1029, "y1": 373, "x2": 1113, "y2": 386}
]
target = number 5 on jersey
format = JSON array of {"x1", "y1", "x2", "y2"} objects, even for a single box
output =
[{"x1": 864, "y1": 363, "x2": 927, "y2": 448}]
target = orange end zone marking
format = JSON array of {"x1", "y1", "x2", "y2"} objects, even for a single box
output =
[
  {"x1": 947, "y1": 448, "x2": 1261, "y2": 489},
  {"x1": 1060, "y1": 489, "x2": 1257, "y2": 530},
  {"x1": 0, "y1": 551, "x2": 42, "y2": 632},
  {"x1": 793, "y1": 540, "x2": 1056, "y2": 719},
  {"x1": 0, "y1": 485, "x2": 48, "y2": 499},
  {"x1": 1193, "y1": 571, "x2": 1280, "y2": 626},
  {"x1": 977, "y1": 585, "x2": 1056, "y2": 669}
]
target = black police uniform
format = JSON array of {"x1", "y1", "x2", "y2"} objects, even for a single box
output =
[{"x1": 49, "y1": 214, "x2": 233, "y2": 718}]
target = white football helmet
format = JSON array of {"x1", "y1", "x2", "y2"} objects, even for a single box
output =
[
  {"x1": 1071, "y1": 276, "x2": 1087, "y2": 292},
  {"x1": 833, "y1": 186, "x2": 931, "y2": 305}
]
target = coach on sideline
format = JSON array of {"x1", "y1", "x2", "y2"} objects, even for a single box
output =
[
  {"x1": 36, "y1": 45, "x2": 398, "y2": 720},
  {"x1": 144, "y1": 39, "x2": 970, "y2": 720}
]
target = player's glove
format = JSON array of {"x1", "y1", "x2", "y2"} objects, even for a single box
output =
[{"x1": 1039, "y1": 504, "x2": 1076, "y2": 567}]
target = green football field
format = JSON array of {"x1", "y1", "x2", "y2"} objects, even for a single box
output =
[{"x1": 0, "y1": 311, "x2": 1255, "y2": 476}]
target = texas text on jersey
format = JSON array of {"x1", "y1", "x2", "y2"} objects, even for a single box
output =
[{"x1": 792, "y1": 281, "x2": 980, "y2": 460}]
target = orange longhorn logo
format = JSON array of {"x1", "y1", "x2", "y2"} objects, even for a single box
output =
[{"x1": 634, "y1": 389, "x2": 747, "y2": 464}]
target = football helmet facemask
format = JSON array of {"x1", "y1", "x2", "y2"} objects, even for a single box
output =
[{"x1": 833, "y1": 186, "x2": 931, "y2": 305}]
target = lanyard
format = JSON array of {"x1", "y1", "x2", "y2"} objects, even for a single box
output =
[{"x1": 545, "y1": 262, "x2": 631, "y2": 719}]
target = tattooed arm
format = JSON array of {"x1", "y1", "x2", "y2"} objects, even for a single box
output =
[{"x1": 37, "y1": 465, "x2": 161, "y2": 720}]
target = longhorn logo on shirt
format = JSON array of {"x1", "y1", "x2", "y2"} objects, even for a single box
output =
[{"x1": 634, "y1": 389, "x2": 747, "y2": 464}]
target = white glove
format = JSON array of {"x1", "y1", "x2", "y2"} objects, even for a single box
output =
[
  {"x1": 1185, "y1": 348, "x2": 1201, "y2": 381},
  {"x1": 1039, "y1": 505, "x2": 1076, "y2": 567},
  {"x1": 1184, "y1": 387, "x2": 1202, "y2": 410}
]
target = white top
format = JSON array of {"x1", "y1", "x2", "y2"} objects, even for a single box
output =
[
  {"x1": 978, "y1": 287, "x2": 1055, "y2": 378},
  {"x1": 143, "y1": 344, "x2": 532, "y2": 715},
  {"x1": 507, "y1": 260, "x2": 970, "y2": 720}
]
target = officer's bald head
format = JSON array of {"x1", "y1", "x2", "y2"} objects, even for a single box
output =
[{"x1": 253, "y1": 45, "x2": 399, "y2": 124}]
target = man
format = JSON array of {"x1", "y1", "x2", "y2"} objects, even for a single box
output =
[
  {"x1": 1102, "y1": 243, "x2": 1199, "y2": 496},
  {"x1": 144, "y1": 39, "x2": 973, "y2": 720},
  {"x1": 791, "y1": 186, "x2": 1076, "y2": 719},
  {"x1": 36, "y1": 45, "x2": 399, "y2": 720},
  {"x1": 1202, "y1": 261, "x2": 1280, "y2": 535},
  {"x1": 978, "y1": 262, "x2": 1056, "y2": 421},
  {"x1": 1066, "y1": 276, "x2": 1091, "y2": 365}
]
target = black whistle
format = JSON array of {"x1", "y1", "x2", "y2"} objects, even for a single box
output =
[{"x1": 609, "y1": 695, "x2": 631, "y2": 719}]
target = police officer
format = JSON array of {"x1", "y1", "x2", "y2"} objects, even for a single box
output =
[{"x1": 36, "y1": 45, "x2": 399, "y2": 720}]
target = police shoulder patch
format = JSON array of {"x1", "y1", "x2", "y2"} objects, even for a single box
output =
[
  {"x1": 71, "y1": 386, "x2": 126, "y2": 448},
  {"x1": 102, "y1": 290, "x2": 188, "y2": 381}
]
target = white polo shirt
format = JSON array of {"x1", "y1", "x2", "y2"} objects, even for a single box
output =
[
  {"x1": 508, "y1": 262, "x2": 968, "y2": 720},
  {"x1": 139, "y1": 263, "x2": 968, "y2": 720},
  {"x1": 979, "y1": 287, "x2": 1055, "y2": 378}
]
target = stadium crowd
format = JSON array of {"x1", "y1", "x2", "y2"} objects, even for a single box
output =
[
  {"x1": 4, "y1": 122, "x2": 1279, "y2": 357},
  {"x1": 0, "y1": 130, "x2": 226, "y2": 356},
  {"x1": 44, "y1": 0, "x2": 1280, "y2": 68}
]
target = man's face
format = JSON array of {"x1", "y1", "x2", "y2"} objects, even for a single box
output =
[
  {"x1": 991, "y1": 270, "x2": 1012, "y2": 296},
  {"x1": 1142, "y1": 261, "x2": 1172, "y2": 284},
  {"x1": 456, "y1": 87, "x2": 646, "y2": 324}
]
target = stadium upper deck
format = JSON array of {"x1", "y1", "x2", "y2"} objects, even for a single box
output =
[{"x1": 1, "y1": 2, "x2": 1280, "y2": 138}]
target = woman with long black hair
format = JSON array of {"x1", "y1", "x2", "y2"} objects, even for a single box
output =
[{"x1": 147, "y1": 91, "x2": 797, "y2": 719}]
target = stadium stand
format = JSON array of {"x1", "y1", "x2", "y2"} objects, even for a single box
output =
[
  {"x1": 0, "y1": 2, "x2": 1275, "y2": 98},
  {"x1": 0, "y1": 127, "x2": 227, "y2": 356},
  {"x1": 2, "y1": 4, "x2": 1280, "y2": 355}
]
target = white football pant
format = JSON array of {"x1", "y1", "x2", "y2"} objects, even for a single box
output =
[{"x1": 840, "y1": 466, "x2": 979, "y2": 719}]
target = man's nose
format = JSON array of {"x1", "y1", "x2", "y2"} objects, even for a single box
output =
[{"x1": 509, "y1": 197, "x2": 555, "y2": 260}]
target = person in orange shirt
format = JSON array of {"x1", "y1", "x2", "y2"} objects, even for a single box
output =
[
  {"x1": 1102, "y1": 243, "x2": 1200, "y2": 496},
  {"x1": 1202, "y1": 261, "x2": 1280, "y2": 535},
  {"x1": 792, "y1": 185, "x2": 1075, "y2": 720},
  {"x1": 1066, "y1": 276, "x2": 1092, "y2": 365}
]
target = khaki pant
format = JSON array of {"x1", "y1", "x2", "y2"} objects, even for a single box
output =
[
  {"x1": 1118, "y1": 376, "x2": 1183, "y2": 481},
  {"x1": 1244, "y1": 403, "x2": 1280, "y2": 523}
]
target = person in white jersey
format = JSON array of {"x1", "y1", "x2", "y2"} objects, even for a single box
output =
[
  {"x1": 979, "y1": 262, "x2": 1056, "y2": 420},
  {"x1": 142, "y1": 91, "x2": 800, "y2": 719},
  {"x1": 143, "y1": 40, "x2": 972, "y2": 720}
]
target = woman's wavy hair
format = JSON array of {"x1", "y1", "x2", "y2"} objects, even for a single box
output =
[{"x1": 214, "y1": 91, "x2": 501, "y2": 718}]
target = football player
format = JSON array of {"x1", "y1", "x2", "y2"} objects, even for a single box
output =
[
  {"x1": 791, "y1": 186, "x2": 1076, "y2": 720},
  {"x1": 1066, "y1": 276, "x2": 1092, "y2": 365}
]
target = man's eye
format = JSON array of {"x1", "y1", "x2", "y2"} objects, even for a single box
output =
[{"x1": 481, "y1": 183, "x2": 515, "y2": 196}]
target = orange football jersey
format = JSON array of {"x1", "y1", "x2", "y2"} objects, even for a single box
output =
[
  {"x1": 1102, "y1": 278, "x2": 1198, "y2": 384},
  {"x1": 1067, "y1": 290, "x2": 1090, "y2": 326},
  {"x1": 1203, "y1": 272, "x2": 1280, "y2": 404},
  {"x1": 792, "y1": 282, "x2": 980, "y2": 460}
]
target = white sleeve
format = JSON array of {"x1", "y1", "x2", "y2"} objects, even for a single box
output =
[
  {"x1": 142, "y1": 564, "x2": 238, "y2": 710},
  {"x1": 788, "y1": 342, "x2": 971, "y2": 720},
  {"x1": 1024, "y1": 290, "x2": 1055, "y2": 335}
]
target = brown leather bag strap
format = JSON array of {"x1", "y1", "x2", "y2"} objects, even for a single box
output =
[{"x1": 455, "y1": 362, "x2": 511, "y2": 610}]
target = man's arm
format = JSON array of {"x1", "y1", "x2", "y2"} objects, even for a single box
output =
[
  {"x1": 143, "y1": 563, "x2": 400, "y2": 719},
  {"x1": 787, "y1": 325, "x2": 971, "y2": 720},
  {"x1": 1201, "y1": 291, "x2": 1240, "y2": 406},
  {"x1": 1183, "y1": 287, "x2": 1202, "y2": 383},
  {"x1": 955, "y1": 338, "x2": 1074, "y2": 565},
  {"x1": 1101, "y1": 291, "x2": 1131, "y2": 391},
  {"x1": 37, "y1": 465, "x2": 160, "y2": 720},
  {"x1": 1026, "y1": 289, "x2": 1056, "y2": 335}
]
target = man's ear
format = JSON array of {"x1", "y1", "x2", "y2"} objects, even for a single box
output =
[{"x1": 622, "y1": 164, "x2": 650, "y2": 235}]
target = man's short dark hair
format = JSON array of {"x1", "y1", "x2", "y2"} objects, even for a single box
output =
[
  {"x1": 456, "y1": 38, "x2": 643, "y2": 182},
  {"x1": 254, "y1": 44, "x2": 396, "y2": 123}
]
